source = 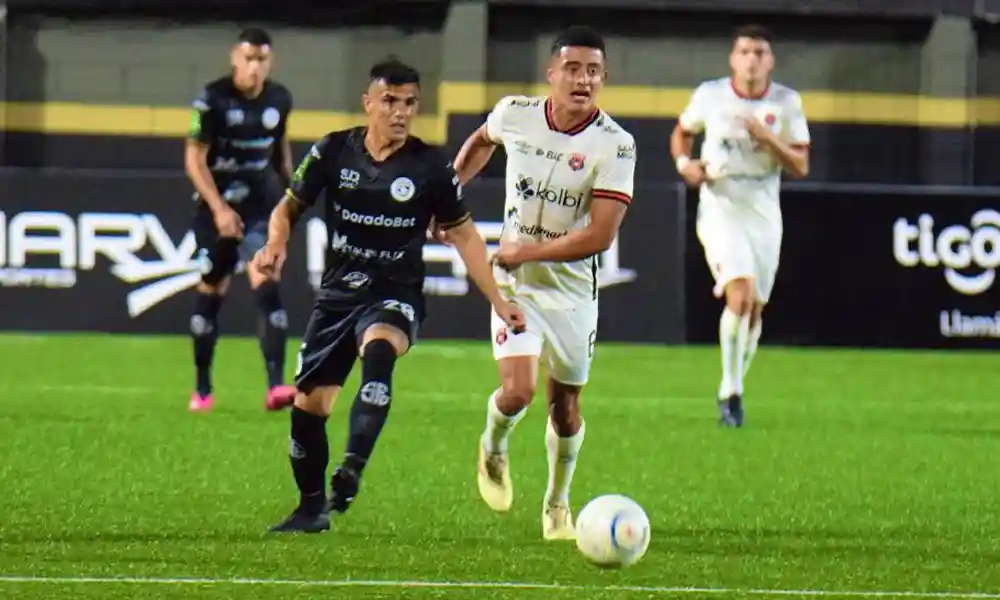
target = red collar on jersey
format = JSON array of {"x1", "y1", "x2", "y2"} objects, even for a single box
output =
[
  {"x1": 544, "y1": 97, "x2": 600, "y2": 136},
  {"x1": 729, "y1": 77, "x2": 771, "y2": 100}
]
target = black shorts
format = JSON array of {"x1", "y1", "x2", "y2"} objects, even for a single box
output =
[
  {"x1": 294, "y1": 295, "x2": 423, "y2": 391},
  {"x1": 192, "y1": 211, "x2": 270, "y2": 285}
]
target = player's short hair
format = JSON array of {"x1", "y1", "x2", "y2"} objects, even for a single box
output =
[
  {"x1": 238, "y1": 28, "x2": 272, "y2": 48},
  {"x1": 550, "y1": 25, "x2": 606, "y2": 56},
  {"x1": 733, "y1": 24, "x2": 774, "y2": 45},
  {"x1": 369, "y1": 57, "x2": 421, "y2": 88}
]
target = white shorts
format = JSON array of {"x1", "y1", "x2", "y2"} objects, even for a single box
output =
[
  {"x1": 490, "y1": 294, "x2": 598, "y2": 386},
  {"x1": 696, "y1": 209, "x2": 782, "y2": 303}
]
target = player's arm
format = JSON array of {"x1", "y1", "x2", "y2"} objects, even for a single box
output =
[
  {"x1": 267, "y1": 137, "x2": 329, "y2": 246},
  {"x1": 670, "y1": 85, "x2": 709, "y2": 184},
  {"x1": 274, "y1": 92, "x2": 295, "y2": 185},
  {"x1": 509, "y1": 140, "x2": 636, "y2": 264},
  {"x1": 746, "y1": 92, "x2": 810, "y2": 178},
  {"x1": 452, "y1": 98, "x2": 507, "y2": 185},
  {"x1": 513, "y1": 197, "x2": 627, "y2": 264},
  {"x1": 453, "y1": 125, "x2": 498, "y2": 186},
  {"x1": 448, "y1": 219, "x2": 509, "y2": 307},
  {"x1": 183, "y1": 89, "x2": 228, "y2": 214},
  {"x1": 429, "y1": 161, "x2": 505, "y2": 307},
  {"x1": 278, "y1": 134, "x2": 295, "y2": 185}
]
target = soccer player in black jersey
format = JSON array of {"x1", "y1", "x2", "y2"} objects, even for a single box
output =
[
  {"x1": 252, "y1": 59, "x2": 526, "y2": 533},
  {"x1": 184, "y1": 28, "x2": 297, "y2": 413}
]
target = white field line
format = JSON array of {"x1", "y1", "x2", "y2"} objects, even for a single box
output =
[{"x1": 0, "y1": 575, "x2": 997, "y2": 598}]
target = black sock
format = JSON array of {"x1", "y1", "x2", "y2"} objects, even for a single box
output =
[
  {"x1": 191, "y1": 292, "x2": 223, "y2": 396},
  {"x1": 255, "y1": 281, "x2": 288, "y2": 388},
  {"x1": 290, "y1": 405, "x2": 329, "y2": 511},
  {"x1": 344, "y1": 339, "x2": 398, "y2": 472}
]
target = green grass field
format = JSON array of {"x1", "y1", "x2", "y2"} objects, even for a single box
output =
[{"x1": 0, "y1": 333, "x2": 998, "y2": 599}]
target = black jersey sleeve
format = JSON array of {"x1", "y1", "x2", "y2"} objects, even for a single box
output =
[
  {"x1": 188, "y1": 86, "x2": 219, "y2": 145},
  {"x1": 276, "y1": 85, "x2": 293, "y2": 139},
  {"x1": 288, "y1": 135, "x2": 332, "y2": 207},
  {"x1": 428, "y1": 157, "x2": 472, "y2": 230}
]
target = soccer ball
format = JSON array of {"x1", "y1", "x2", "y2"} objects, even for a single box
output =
[{"x1": 575, "y1": 494, "x2": 650, "y2": 568}]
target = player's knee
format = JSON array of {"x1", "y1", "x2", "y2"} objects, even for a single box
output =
[
  {"x1": 724, "y1": 279, "x2": 754, "y2": 315},
  {"x1": 196, "y1": 279, "x2": 229, "y2": 295},
  {"x1": 200, "y1": 246, "x2": 238, "y2": 287},
  {"x1": 294, "y1": 386, "x2": 340, "y2": 417},
  {"x1": 496, "y1": 356, "x2": 537, "y2": 411},
  {"x1": 254, "y1": 280, "x2": 287, "y2": 330},
  {"x1": 191, "y1": 292, "x2": 223, "y2": 338},
  {"x1": 548, "y1": 380, "x2": 582, "y2": 435},
  {"x1": 498, "y1": 379, "x2": 535, "y2": 411},
  {"x1": 361, "y1": 325, "x2": 409, "y2": 357},
  {"x1": 750, "y1": 302, "x2": 765, "y2": 327}
]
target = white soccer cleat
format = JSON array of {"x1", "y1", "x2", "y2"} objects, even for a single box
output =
[
  {"x1": 477, "y1": 442, "x2": 513, "y2": 512},
  {"x1": 542, "y1": 502, "x2": 576, "y2": 541}
]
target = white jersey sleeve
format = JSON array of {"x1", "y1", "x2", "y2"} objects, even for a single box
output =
[
  {"x1": 783, "y1": 91, "x2": 811, "y2": 146},
  {"x1": 592, "y1": 132, "x2": 636, "y2": 206},
  {"x1": 485, "y1": 95, "x2": 529, "y2": 144},
  {"x1": 678, "y1": 83, "x2": 711, "y2": 134}
]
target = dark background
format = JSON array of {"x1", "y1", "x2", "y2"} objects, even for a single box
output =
[{"x1": 2, "y1": 0, "x2": 999, "y2": 349}]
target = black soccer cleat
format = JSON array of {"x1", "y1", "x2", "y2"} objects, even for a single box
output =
[
  {"x1": 269, "y1": 502, "x2": 331, "y2": 534},
  {"x1": 328, "y1": 465, "x2": 360, "y2": 514},
  {"x1": 718, "y1": 394, "x2": 744, "y2": 428}
]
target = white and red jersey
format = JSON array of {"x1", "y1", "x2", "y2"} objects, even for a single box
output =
[
  {"x1": 485, "y1": 95, "x2": 636, "y2": 307},
  {"x1": 679, "y1": 77, "x2": 810, "y2": 223}
]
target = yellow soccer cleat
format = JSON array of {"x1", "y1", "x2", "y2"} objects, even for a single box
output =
[
  {"x1": 477, "y1": 442, "x2": 513, "y2": 512},
  {"x1": 542, "y1": 502, "x2": 576, "y2": 541}
]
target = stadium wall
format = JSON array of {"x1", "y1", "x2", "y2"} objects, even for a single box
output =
[
  {"x1": 2, "y1": 171, "x2": 998, "y2": 349},
  {"x1": 4, "y1": 5, "x2": 1000, "y2": 184}
]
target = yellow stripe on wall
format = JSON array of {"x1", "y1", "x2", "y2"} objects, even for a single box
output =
[{"x1": 4, "y1": 82, "x2": 1000, "y2": 143}]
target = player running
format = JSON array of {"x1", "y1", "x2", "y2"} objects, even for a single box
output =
[
  {"x1": 253, "y1": 59, "x2": 526, "y2": 534},
  {"x1": 670, "y1": 25, "x2": 810, "y2": 427},
  {"x1": 184, "y1": 28, "x2": 297, "y2": 413},
  {"x1": 450, "y1": 26, "x2": 636, "y2": 540}
]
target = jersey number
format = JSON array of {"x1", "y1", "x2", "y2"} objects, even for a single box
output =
[
  {"x1": 382, "y1": 300, "x2": 416, "y2": 323},
  {"x1": 587, "y1": 330, "x2": 597, "y2": 358}
]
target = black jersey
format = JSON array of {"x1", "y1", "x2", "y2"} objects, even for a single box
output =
[
  {"x1": 188, "y1": 77, "x2": 293, "y2": 218},
  {"x1": 289, "y1": 127, "x2": 471, "y2": 304}
]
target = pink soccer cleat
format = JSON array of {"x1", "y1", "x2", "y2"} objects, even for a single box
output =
[
  {"x1": 189, "y1": 392, "x2": 214, "y2": 412},
  {"x1": 266, "y1": 385, "x2": 297, "y2": 411}
]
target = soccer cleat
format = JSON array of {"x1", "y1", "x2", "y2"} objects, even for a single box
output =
[
  {"x1": 542, "y1": 502, "x2": 576, "y2": 541},
  {"x1": 265, "y1": 385, "x2": 297, "y2": 411},
  {"x1": 717, "y1": 394, "x2": 743, "y2": 428},
  {"x1": 189, "y1": 392, "x2": 213, "y2": 412},
  {"x1": 477, "y1": 441, "x2": 513, "y2": 512},
  {"x1": 328, "y1": 466, "x2": 360, "y2": 514},
  {"x1": 728, "y1": 394, "x2": 745, "y2": 427},
  {"x1": 269, "y1": 502, "x2": 331, "y2": 534}
]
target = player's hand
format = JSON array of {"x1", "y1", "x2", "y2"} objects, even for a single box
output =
[
  {"x1": 213, "y1": 206, "x2": 244, "y2": 239},
  {"x1": 491, "y1": 239, "x2": 525, "y2": 271},
  {"x1": 740, "y1": 115, "x2": 772, "y2": 143},
  {"x1": 679, "y1": 159, "x2": 709, "y2": 187},
  {"x1": 251, "y1": 242, "x2": 287, "y2": 278},
  {"x1": 493, "y1": 299, "x2": 526, "y2": 334}
]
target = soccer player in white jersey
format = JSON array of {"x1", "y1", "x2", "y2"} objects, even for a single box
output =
[
  {"x1": 450, "y1": 25, "x2": 635, "y2": 540},
  {"x1": 670, "y1": 25, "x2": 810, "y2": 427}
]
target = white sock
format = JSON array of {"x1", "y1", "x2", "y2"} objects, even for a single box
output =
[
  {"x1": 544, "y1": 418, "x2": 585, "y2": 506},
  {"x1": 743, "y1": 319, "x2": 763, "y2": 376},
  {"x1": 719, "y1": 308, "x2": 751, "y2": 398},
  {"x1": 482, "y1": 389, "x2": 526, "y2": 454}
]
